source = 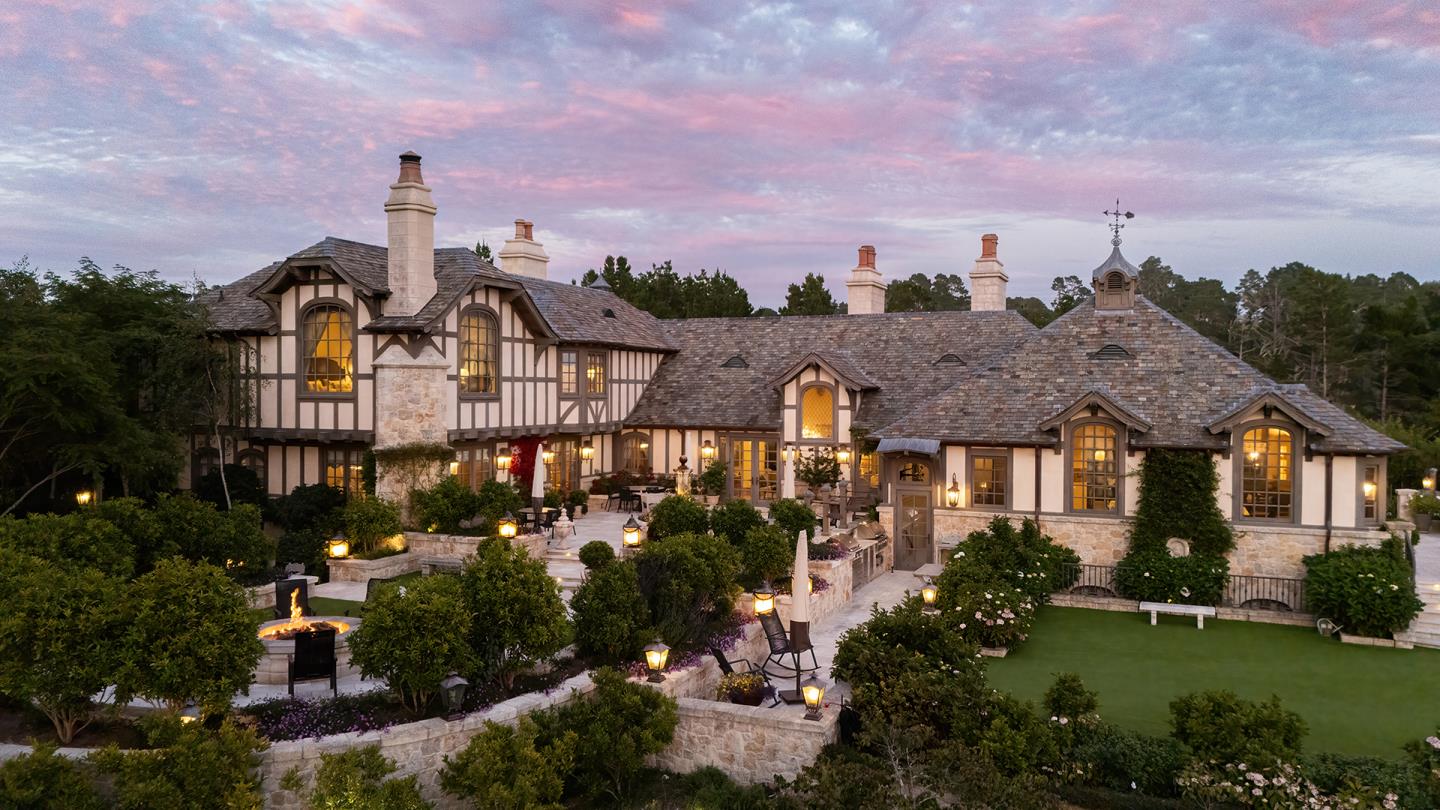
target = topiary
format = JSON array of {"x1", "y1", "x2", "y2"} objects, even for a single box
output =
[
  {"x1": 1169, "y1": 690, "x2": 1306, "y2": 766},
  {"x1": 282, "y1": 744, "x2": 431, "y2": 810},
  {"x1": 1304, "y1": 543, "x2": 1423, "y2": 637},
  {"x1": 570, "y1": 560, "x2": 650, "y2": 664},
  {"x1": 461, "y1": 539, "x2": 571, "y2": 689},
  {"x1": 709, "y1": 498, "x2": 765, "y2": 545},
  {"x1": 441, "y1": 716, "x2": 574, "y2": 810},
  {"x1": 0, "y1": 742, "x2": 105, "y2": 810},
  {"x1": 632, "y1": 533, "x2": 740, "y2": 650},
  {"x1": 409, "y1": 476, "x2": 480, "y2": 534},
  {"x1": 644, "y1": 495, "x2": 710, "y2": 540},
  {"x1": 768, "y1": 497, "x2": 818, "y2": 540},
  {"x1": 577, "y1": 540, "x2": 615, "y2": 570},
  {"x1": 347, "y1": 574, "x2": 473, "y2": 714},
  {"x1": 738, "y1": 525, "x2": 793, "y2": 590}
]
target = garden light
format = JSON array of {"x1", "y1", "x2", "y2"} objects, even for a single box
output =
[
  {"x1": 753, "y1": 581, "x2": 776, "y2": 615},
  {"x1": 74, "y1": 490, "x2": 93, "y2": 507},
  {"x1": 440, "y1": 673, "x2": 469, "y2": 720},
  {"x1": 623, "y1": 515, "x2": 643, "y2": 548},
  {"x1": 498, "y1": 512, "x2": 519, "y2": 539},
  {"x1": 946, "y1": 475, "x2": 961, "y2": 508},
  {"x1": 644, "y1": 640, "x2": 670, "y2": 682},
  {"x1": 700, "y1": 439, "x2": 716, "y2": 460},
  {"x1": 327, "y1": 535, "x2": 350, "y2": 559},
  {"x1": 921, "y1": 579, "x2": 938, "y2": 612},
  {"x1": 801, "y1": 675, "x2": 826, "y2": 720}
]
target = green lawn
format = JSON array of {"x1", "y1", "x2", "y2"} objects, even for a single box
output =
[{"x1": 986, "y1": 606, "x2": 1440, "y2": 758}]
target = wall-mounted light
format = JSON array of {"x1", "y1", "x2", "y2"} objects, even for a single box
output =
[
  {"x1": 542, "y1": 447, "x2": 556, "y2": 465},
  {"x1": 835, "y1": 446, "x2": 851, "y2": 464},
  {"x1": 946, "y1": 475, "x2": 961, "y2": 508},
  {"x1": 496, "y1": 451, "x2": 513, "y2": 471},
  {"x1": 700, "y1": 440, "x2": 716, "y2": 460},
  {"x1": 580, "y1": 441, "x2": 595, "y2": 461}
]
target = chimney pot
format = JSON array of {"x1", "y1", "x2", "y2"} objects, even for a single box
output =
[
  {"x1": 858, "y1": 245, "x2": 876, "y2": 268},
  {"x1": 514, "y1": 219, "x2": 527, "y2": 239},
  {"x1": 980, "y1": 233, "x2": 998, "y2": 259},
  {"x1": 396, "y1": 151, "x2": 424, "y2": 184},
  {"x1": 523, "y1": 220, "x2": 534, "y2": 240}
]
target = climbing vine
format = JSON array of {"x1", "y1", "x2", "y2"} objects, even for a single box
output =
[
  {"x1": 1129, "y1": 449, "x2": 1235, "y2": 557},
  {"x1": 372, "y1": 442, "x2": 453, "y2": 497}
]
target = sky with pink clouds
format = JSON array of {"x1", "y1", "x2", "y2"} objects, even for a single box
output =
[{"x1": 2, "y1": 1, "x2": 1438, "y2": 305}]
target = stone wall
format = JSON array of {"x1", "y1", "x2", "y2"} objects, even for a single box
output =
[
  {"x1": 649, "y1": 698, "x2": 840, "y2": 784},
  {"x1": 326, "y1": 551, "x2": 420, "y2": 583},
  {"x1": 1230, "y1": 524, "x2": 1388, "y2": 579},
  {"x1": 371, "y1": 344, "x2": 450, "y2": 506},
  {"x1": 935, "y1": 509, "x2": 1131, "y2": 566},
  {"x1": 404, "y1": 530, "x2": 547, "y2": 563}
]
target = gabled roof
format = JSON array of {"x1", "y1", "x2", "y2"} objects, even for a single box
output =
[
  {"x1": 875, "y1": 297, "x2": 1404, "y2": 455},
  {"x1": 624, "y1": 310, "x2": 1037, "y2": 430},
  {"x1": 1037, "y1": 387, "x2": 1152, "y2": 433},
  {"x1": 767, "y1": 350, "x2": 880, "y2": 391},
  {"x1": 517, "y1": 278, "x2": 674, "y2": 352},
  {"x1": 1206, "y1": 386, "x2": 1332, "y2": 436}
]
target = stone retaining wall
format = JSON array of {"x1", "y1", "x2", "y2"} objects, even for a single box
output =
[
  {"x1": 326, "y1": 552, "x2": 420, "y2": 583},
  {"x1": 403, "y1": 531, "x2": 547, "y2": 562},
  {"x1": 649, "y1": 697, "x2": 839, "y2": 784}
]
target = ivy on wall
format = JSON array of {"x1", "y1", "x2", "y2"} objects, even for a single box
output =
[
  {"x1": 372, "y1": 442, "x2": 453, "y2": 499},
  {"x1": 1128, "y1": 449, "x2": 1235, "y2": 557}
]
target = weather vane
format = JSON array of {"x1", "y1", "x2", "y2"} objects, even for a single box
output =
[{"x1": 1103, "y1": 199, "x2": 1134, "y2": 246}]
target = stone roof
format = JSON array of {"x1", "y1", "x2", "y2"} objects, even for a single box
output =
[
  {"x1": 875, "y1": 297, "x2": 1404, "y2": 455},
  {"x1": 624, "y1": 311, "x2": 1038, "y2": 430},
  {"x1": 517, "y1": 277, "x2": 674, "y2": 351},
  {"x1": 196, "y1": 264, "x2": 280, "y2": 333}
]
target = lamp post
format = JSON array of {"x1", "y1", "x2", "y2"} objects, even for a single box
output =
[
  {"x1": 752, "y1": 581, "x2": 776, "y2": 615},
  {"x1": 498, "y1": 512, "x2": 519, "y2": 539},
  {"x1": 674, "y1": 456, "x2": 691, "y2": 497},
  {"x1": 440, "y1": 673, "x2": 469, "y2": 720},
  {"x1": 946, "y1": 475, "x2": 961, "y2": 508},
  {"x1": 801, "y1": 674, "x2": 826, "y2": 721},
  {"x1": 644, "y1": 640, "x2": 670, "y2": 682},
  {"x1": 921, "y1": 579, "x2": 938, "y2": 614}
]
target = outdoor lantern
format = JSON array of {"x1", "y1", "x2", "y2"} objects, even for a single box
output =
[
  {"x1": 74, "y1": 490, "x2": 93, "y2": 507},
  {"x1": 499, "y1": 512, "x2": 519, "y2": 539},
  {"x1": 836, "y1": 445, "x2": 851, "y2": 464},
  {"x1": 496, "y1": 451, "x2": 513, "y2": 471},
  {"x1": 921, "y1": 579, "x2": 939, "y2": 611},
  {"x1": 440, "y1": 673, "x2": 469, "y2": 720},
  {"x1": 623, "y1": 515, "x2": 643, "y2": 548},
  {"x1": 1426, "y1": 468, "x2": 1438, "y2": 492},
  {"x1": 700, "y1": 439, "x2": 716, "y2": 460},
  {"x1": 580, "y1": 441, "x2": 595, "y2": 461},
  {"x1": 801, "y1": 674, "x2": 826, "y2": 721},
  {"x1": 753, "y1": 581, "x2": 776, "y2": 615},
  {"x1": 542, "y1": 447, "x2": 556, "y2": 465},
  {"x1": 1363, "y1": 480, "x2": 1378, "y2": 498},
  {"x1": 644, "y1": 640, "x2": 670, "y2": 682},
  {"x1": 179, "y1": 703, "x2": 200, "y2": 724},
  {"x1": 946, "y1": 475, "x2": 961, "y2": 508},
  {"x1": 448, "y1": 460, "x2": 460, "y2": 476},
  {"x1": 327, "y1": 534, "x2": 350, "y2": 559}
]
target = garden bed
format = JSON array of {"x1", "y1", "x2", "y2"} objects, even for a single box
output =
[{"x1": 326, "y1": 550, "x2": 420, "y2": 583}]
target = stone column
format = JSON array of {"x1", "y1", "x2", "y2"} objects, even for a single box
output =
[
  {"x1": 1397, "y1": 488, "x2": 1418, "y2": 521},
  {"x1": 372, "y1": 341, "x2": 451, "y2": 513}
]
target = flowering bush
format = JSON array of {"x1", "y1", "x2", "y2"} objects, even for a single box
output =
[
  {"x1": 807, "y1": 540, "x2": 849, "y2": 561},
  {"x1": 1304, "y1": 543, "x2": 1423, "y2": 638},
  {"x1": 1178, "y1": 761, "x2": 1401, "y2": 809},
  {"x1": 936, "y1": 580, "x2": 1035, "y2": 650},
  {"x1": 938, "y1": 516, "x2": 1079, "y2": 604},
  {"x1": 1114, "y1": 549, "x2": 1228, "y2": 605},
  {"x1": 1404, "y1": 730, "x2": 1440, "y2": 805}
]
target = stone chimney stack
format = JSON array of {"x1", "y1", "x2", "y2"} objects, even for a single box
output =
[
  {"x1": 969, "y1": 233, "x2": 1009, "y2": 311},
  {"x1": 845, "y1": 245, "x2": 886, "y2": 315},
  {"x1": 383, "y1": 152, "x2": 438, "y2": 316},
  {"x1": 498, "y1": 219, "x2": 550, "y2": 279}
]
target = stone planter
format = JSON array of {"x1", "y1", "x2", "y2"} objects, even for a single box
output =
[
  {"x1": 1417, "y1": 514, "x2": 1434, "y2": 532},
  {"x1": 326, "y1": 551, "x2": 420, "y2": 583},
  {"x1": 1339, "y1": 632, "x2": 1414, "y2": 650}
]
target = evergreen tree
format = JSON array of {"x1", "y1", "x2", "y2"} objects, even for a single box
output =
[{"x1": 780, "y1": 273, "x2": 841, "y2": 316}]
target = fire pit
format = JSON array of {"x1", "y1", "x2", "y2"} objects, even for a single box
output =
[{"x1": 253, "y1": 588, "x2": 360, "y2": 685}]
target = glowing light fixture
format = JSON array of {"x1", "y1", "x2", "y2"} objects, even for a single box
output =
[
  {"x1": 542, "y1": 447, "x2": 556, "y2": 465},
  {"x1": 496, "y1": 451, "x2": 513, "y2": 471},
  {"x1": 835, "y1": 446, "x2": 851, "y2": 464},
  {"x1": 644, "y1": 640, "x2": 670, "y2": 682},
  {"x1": 328, "y1": 535, "x2": 350, "y2": 559},
  {"x1": 580, "y1": 441, "x2": 595, "y2": 461},
  {"x1": 753, "y1": 581, "x2": 776, "y2": 615},
  {"x1": 75, "y1": 490, "x2": 93, "y2": 507},
  {"x1": 623, "y1": 515, "x2": 643, "y2": 548},
  {"x1": 946, "y1": 475, "x2": 961, "y2": 508},
  {"x1": 801, "y1": 674, "x2": 826, "y2": 721},
  {"x1": 498, "y1": 512, "x2": 519, "y2": 539},
  {"x1": 700, "y1": 440, "x2": 716, "y2": 460},
  {"x1": 448, "y1": 460, "x2": 460, "y2": 476},
  {"x1": 921, "y1": 579, "x2": 938, "y2": 611},
  {"x1": 1362, "y1": 481, "x2": 1377, "y2": 498}
]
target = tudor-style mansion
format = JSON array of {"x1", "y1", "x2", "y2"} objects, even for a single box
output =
[{"x1": 194, "y1": 152, "x2": 1403, "y2": 579}]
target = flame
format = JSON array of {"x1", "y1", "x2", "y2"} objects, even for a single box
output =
[{"x1": 258, "y1": 589, "x2": 331, "y2": 640}]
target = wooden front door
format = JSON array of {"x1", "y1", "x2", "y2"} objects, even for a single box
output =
[{"x1": 893, "y1": 458, "x2": 934, "y2": 570}]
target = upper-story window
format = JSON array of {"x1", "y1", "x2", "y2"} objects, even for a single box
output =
[
  {"x1": 587, "y1": 352, "x2": 606, "y2": 395},
  {"x1": 801, "y1": 385, "x2": 834, "y2": 440},
  {"x1": 459, "y1": 309, "x2": 498, "y2": 395},
  {"x1": 1071, "y1": 423, "x2": 1118, "y2": 512},
  {"x1": 560, "y1": 350, "x2": 578, "y2": 395},
  {"x1": 1241, "y1": 426, "x2": 1293, "y2": 521},
  {"x1": 302, "y1": 305, "x2": 353, "y2": 394}
]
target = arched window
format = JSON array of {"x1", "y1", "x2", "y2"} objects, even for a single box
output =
[
  {"x1": 621, "y1": 432, "x2": 650, "y2": 476},
  {"x1": 302, "y1": 304, "x2": 353, "y2": 394},
  {"x1": 800, "y1": 385, "x2": 835, "y2": 440},
  {"x1": 1071, "y1": 423, "x2": 1118, "y2": 512},
  {"x1": 459, "y1": 309, "x2": 498, "y2": 395},
  {"x1": 1241, "y1": 426, "x2": 1293, "y2": 521}
]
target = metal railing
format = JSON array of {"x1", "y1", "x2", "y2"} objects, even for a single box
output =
[
  {"x1": 1056, "y1": 562, "x2": 1118, "y2": 597},
  {"x1": 1054, "y1": 562, "x2": 1306, "y2": 612}
]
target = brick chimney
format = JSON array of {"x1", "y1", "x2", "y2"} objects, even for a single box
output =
[
  {"x1": 969, "y1": 233, "x2": 1008, "y2": 312},
  {"x1": 383, "y1": 151, "x2": 437, "y2": 316},
  {"x1": 498, "y1": 219, "x2": 550, "y2": 279},
  {"x1": 845, "y1": 244, "x2": 886, "y2": 315}
]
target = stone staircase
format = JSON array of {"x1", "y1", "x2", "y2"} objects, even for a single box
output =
[
  {"x1": 543, "y1": 545, "x2": 587, "y2": 596},
  {"x1": 1404, "y1": 579, "x2": 1440, "y2": 649}
]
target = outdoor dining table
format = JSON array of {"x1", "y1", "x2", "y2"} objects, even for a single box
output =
[{"x1": 625, "y1": 487, "x2": 674, "y2": 509}]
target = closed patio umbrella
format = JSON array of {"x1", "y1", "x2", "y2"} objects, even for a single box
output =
[
  {"x1": 789, "y1": 529, "x2": 812, "y2": 697},
  {"x1": 531, "y1": 444, "x2": 547, "y2": 526}
]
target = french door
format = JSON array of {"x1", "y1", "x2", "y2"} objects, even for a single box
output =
[
  {"x1": 725, "y1": 436, "x2": 778, "y2": 504},
  {"x1": 892, "y1": 457, "x2": 934, "y2": 570}
]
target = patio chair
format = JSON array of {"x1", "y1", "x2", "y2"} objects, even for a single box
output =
[
  {"x1": 756, "y1": 611, "x2": 819, "y2": 678},
  {"x1": 604, "y1": 489, "x2": 622, "y2": 511},
  {"x1": 540, "y1": 508, "x2": 561, "y2": 537},
  {"x1": 620, "y1": 489, "x2": 643, "y2": 512},
  {"x1": 287, "y1": 626, "x2": 338, "y2": 697},
  {"x1": 274, "y1": 578, "x2": 312, "y2": 621},
  {"x1": 710, "y1": 644, "x2": 780, "y2": 707}
]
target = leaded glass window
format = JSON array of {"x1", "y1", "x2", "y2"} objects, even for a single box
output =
[
  {"x1": 302, "y1": 305, "x2": 353, "y2": 394},
  {"x1": 1071, "y1": 424, "x2": 1118, "y2": 512},
  {"x1": 801, "y1": 386, "x2": 834, "y2": 440},
  {"x1": 1241, "y1": 426, "x2": 1293, "y2": 520},
  {"x1": 459, "y1": 310, "x2": 498, "y2": 395}
]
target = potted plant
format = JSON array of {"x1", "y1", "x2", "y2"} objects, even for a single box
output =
[
  {"x1": 567, "y1": 490, "x2": 589, "y2": 518},
  {"x1": 697, "y1": 460, "x2": 727, "y2": 506},
  {"x1": 716, "y1": 672, "x2": 769, "y2": 706},
  {"x1": 1412, "y1": 492, "x2": 1440, "y2": 532}
]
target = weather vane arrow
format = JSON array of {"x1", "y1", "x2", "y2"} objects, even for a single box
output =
[{"x1": 1102, "y1": 199, "x2": 1135, "y2": 246}]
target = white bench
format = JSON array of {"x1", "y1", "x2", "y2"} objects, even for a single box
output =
[{"x1": 1139, "y1": 601, "x2": 1217, "y2": 629}]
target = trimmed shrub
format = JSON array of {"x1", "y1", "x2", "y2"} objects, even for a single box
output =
[
  {"x1": 461, "y1": 539, "x2": 570, "y2": 689},
  {"x1": 1072, "y1": 724, "x2": 1189, "y2": 798},
  {"x1": 1044, "y1": 672, "x2": 1100, "y2": 724},
  {"x1": 342, "y1": 497, "x2": 402, "y2": 554},
  {"x1": 409, "y1": 476, "x2": 479, "y2": 534},
  {"x1": 195, "y1": 463, "x2": 267, "y2": 513},
  {"x1": 937, "y1": 579, "x2": 1036, "y2": 649},
  {"x1": 0, "y1": 742, "x2": 105, "y2": 810},
  {"x1": 91, "y1": 497, "x2": 166, "y2": 575},
  {"x1": 117, "y1": 558, "x2": 263, "y2": 714},
  {"x1": 738, "y1": 524, "x2": 793, "y2": 589},
  {"x1": 696, "y1": 460, "x2": 727, "y2": 498},
  {"x1": 441, "y1": 716, "x2": 574, "y2": 810},
  {"x1": 709, "y1": 498, "x2": 765, "y2": 545},
  {"x1": 0, "y1": 552, "x2": 125, "y2": 742},
  {"x1": 151, "y1": 494, "x2": 273, "y2": 576},
  {"x1": 645, "y1": 495, "x2": 710, "y2": 540},
  {"x1": 283, "y1": 744, "x2": 430, "y2": 810},
  {"x1": 1169, "y1": 690, "x2": 1306, "y2": 766},
  {"x1": 1304, "y1": 543, "x2": 1423, "y2": 638},
  {"x1": 0, "y1": 512, "x2": 135, "y2": 579},
  {"x1": 90, "y1": 715, "x2": 266, "y2": 810},
  {"x1": 348, "y1": 574, "x2": 473, "y2": 714},
  {"x1": 768, "y1": 497, "x2": 817, "y2": 540},
  {"x1": 1302, "y1": 752, "x2": 1431, "y2": 810},
  {"x1": 1129, "y1": 449, "x2": 1234, "y2": 557},
  {"x1": 475, "y1": 480, "x2": 525, "y2": 536},
  {"x1": 577, "y1": 540, "x2": 615, "y2": 570},
  {"x1": 534, "y1": 666, "x2": 677, "y2": 802},
  {"x1": 571, "y1": 559, "x2": 650, "y2": 664},
  {"x1": 1114, "y1": 550, "x2": 1228, "y2": 605},
  {"x1": 632, "y1": 532, "x2": 740, "y2": 649},
  {"x1": 274, "y1": 483, "x2": 346, "y2": 574}
]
